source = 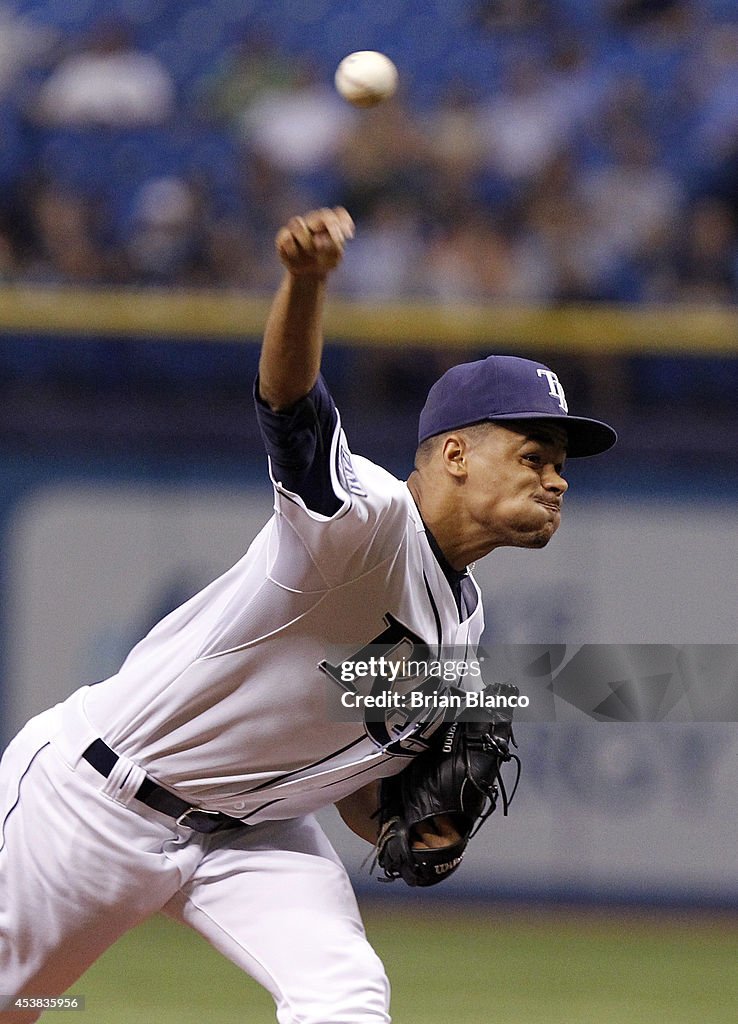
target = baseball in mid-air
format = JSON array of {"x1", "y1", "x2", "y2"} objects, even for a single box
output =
[{"x1": 334, "y1": 51, "x2": 399, "y2": 108}]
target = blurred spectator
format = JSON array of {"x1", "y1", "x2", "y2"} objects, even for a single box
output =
[
  {"x1": 423, "y1": 82, "x2": 489, "y2": 220},
  {"x1": 0, "y1": 2, "x2": 56, "y2": 99},
  {"x1": 686, "y1": 23, "x2": 738, "y2": 163},
  {"x1": 34, "y1": 19, "x2": 174, "y2": 127},
  {"x1": 196, "y1": 32, "x2": 300, "y2": 131},
  {"x1": 336, "y1": 98, "x2": 431, "y2": 220},
  {"x1": 124, "y1": 177, "x2": 209, "y2": 286},
  {"x1": 520, "y1": 154, "x2": 614, "y2": 301},
  {"x1": 472, "y1": 0, "x2": 554, "y2": 33},
  {"x1": 669, "y1": 198, "x2": 738, "y2": 303},
  {"x1": 703, "y1": 135, "x2": 738, "y2": 225},
  {"x1": 424, "y1": 214, "x2": 541, "y2": 301},
  {"x1": 476, "y1": 43, "x2": 604, "y2": 186},
  {"x1": 609, "y1": 0, "x2": 692, "y2": 29},
  {"x1": 198, "y1": 41, "x2": 351, "y2": 186},
  {"x1": 23, "y1": 180, "x2": 112, "y2": 284},
  {"x1": 333, "y1": 198, "x2": 426, "y2": 298},
  {"x1": 575, "y1": 102, "x2": 684, "y2": 297},
  {"x1": 204, "y1": 216, "x2": 276, "y2": 291},
  {"x1": 123, "y1": 174, "x2": 284, "y2": 291},
  {"x1": 242, "y1": 62, "x2": 354, "y2": 177},
  {"x1": 606, "y1": 0, "x2": 701, "y2": 147},
  {"x1": 233, "y1": 149, "x2": 307, "y2": 253}
]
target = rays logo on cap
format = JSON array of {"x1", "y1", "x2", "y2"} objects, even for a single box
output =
[
  {"x1": 417, "y1": 354, "x2": 617, "y2": 455},
  {"x1": 536, "y1": 368, "x2": 568, "y2": 413}
]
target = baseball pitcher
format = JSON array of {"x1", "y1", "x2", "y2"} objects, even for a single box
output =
[{"x1": 0, "y1": 207, "x2": 616, "y2": 1023}]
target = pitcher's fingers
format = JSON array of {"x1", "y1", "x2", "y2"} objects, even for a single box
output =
[
  {"x1": 306, "y1": 207, "x2": 353, "y2": 250},
  {"x1": 334, "y1": 206, "x2": 355, "y2": 239},
  {"x1": 276, "y1": 218, "x2": 317, "y2": 261},
  {"x1": 289, "y1": 215, "x2": 316, "y2": 251},
  {"x1": 275, "y1": 226, "x2": 300, "y2": 262}
]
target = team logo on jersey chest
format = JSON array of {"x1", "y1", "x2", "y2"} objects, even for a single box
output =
[{"x1": 319, "y1": 614, "x2": 450, "y2": 756}]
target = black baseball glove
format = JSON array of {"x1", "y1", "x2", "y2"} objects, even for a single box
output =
[{"x1": 374, "y1": 684, "x2": 521, "y2": 887}]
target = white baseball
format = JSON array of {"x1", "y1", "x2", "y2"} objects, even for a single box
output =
[{"x1": 334, "y1": 51, "x2": 399, "y2": 108}]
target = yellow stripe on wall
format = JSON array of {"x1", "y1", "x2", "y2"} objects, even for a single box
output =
[{"x1": 1, "y1": 285, "x2": 736, "y2": 354}]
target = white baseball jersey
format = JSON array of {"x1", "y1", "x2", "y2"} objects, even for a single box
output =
[
  {"x1": 80, "y1": 378, "x2": 483, "y2": 823},
  {"x1": 0, "y1": 374, "x2": 481, "y2": 1019}
]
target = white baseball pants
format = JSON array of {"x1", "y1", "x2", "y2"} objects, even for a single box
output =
[{"x1": 0, "y1": 699, "x2": 390, "y2": 1024}]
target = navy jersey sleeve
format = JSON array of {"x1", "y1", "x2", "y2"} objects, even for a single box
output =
[{"x1": 254, "y1": 374, "x2": 342, "y2": 517}]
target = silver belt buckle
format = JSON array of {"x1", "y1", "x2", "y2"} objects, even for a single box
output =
[{"x1": 176, "y1": 807, "x2": 226, "y2": 832}]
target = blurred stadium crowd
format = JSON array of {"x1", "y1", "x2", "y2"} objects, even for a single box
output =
[
  {"x1": 0, "y1": 0, "x2": 736, "y2": 468},
  {"x1": 0, "y1": 0, "x2": 736, "y2": 302}
]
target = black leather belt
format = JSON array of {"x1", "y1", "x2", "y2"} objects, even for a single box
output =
[{"x1": 82, "y1": 739, "x2": 247, "y2": 834}]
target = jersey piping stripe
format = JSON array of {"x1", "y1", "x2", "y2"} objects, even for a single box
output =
[
  {"x1": 239, "y1": 798, "x2": 281, "y2": 819},
  {"x1": 318, "y1": 758, "x2": 398, "y2": 789},
  {"x1": 0, "y1": 742, "x2": 49, "y2": 853},
  {"x1": 422, "y1": 571, "x2": 443, "y2": 654},
  {"x1": 274, "y1": 485, "x2": 349, "y2": 522},
  {"x1": 269, "y1": 411, "x2": 353, "y2": 522},
  {"x1": 236, "y1": 755, "x2": 402, "y2": 821},
  {"x1": 236, "y1": 735, "x2": 367, "y2": 794}
]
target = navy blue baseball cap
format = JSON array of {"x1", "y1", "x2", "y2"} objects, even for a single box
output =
[{"x1": 418, "y1": 355, "x2": 617, "y2": 457}]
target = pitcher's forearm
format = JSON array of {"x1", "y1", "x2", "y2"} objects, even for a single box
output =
[
  {"x1": 258, "y1": 207, "x2": 354, "y2": 411},
  {"x1": 258, "y1": 273, "x2": 327, "y2": 411}
]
